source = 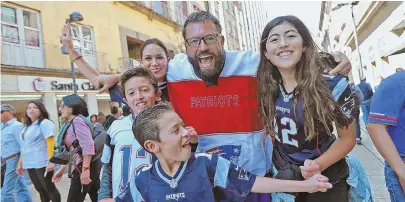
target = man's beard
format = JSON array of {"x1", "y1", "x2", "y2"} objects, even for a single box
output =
[{"x1": 188, "y1": 51, "x2": 225, "y2": 85}]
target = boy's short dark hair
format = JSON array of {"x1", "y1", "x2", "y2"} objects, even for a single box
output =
[
  {"x1": 133, "y1": 102, "x2": 173, "y2": 152},
  {"x1": 110, "y1": 106, "x2": 119, "y2": 114},
  {"x1": 120, "y1": 67, "x2": 159, "y2": 98}
]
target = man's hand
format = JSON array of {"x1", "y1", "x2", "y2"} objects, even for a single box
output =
[
  {"x1": 185, "y1": 126, "x2": 198, "y2": 144},
  {"x1": 304, "y1": 174, "x2": 332, "y2": 193},
  {"x1": 16, "y1": 165, "x2": 23, "y2": 176},
  {"x1": 300, "y1": 159, "x2": 321, "y2": 180},
  {"x1": 329, "y1": 51, "x2": 352, "y2": 76}
]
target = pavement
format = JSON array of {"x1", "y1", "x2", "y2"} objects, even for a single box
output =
[{"x1": 25, "y1": 124, "x2": 390, "y2": 202}]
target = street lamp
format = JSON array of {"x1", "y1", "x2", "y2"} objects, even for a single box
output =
[
  {"x1": 332, "y1": 1, "x2": 364, "y2": 79},
  {"x1": 61, "y1": 12, "x2": 84, "y2": 94}
]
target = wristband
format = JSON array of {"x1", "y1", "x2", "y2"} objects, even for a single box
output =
[
  {"x1": 72, "y1": 55, "x2": 83, "y2": 62},
  {"x1": 82, "y1": 165, "x2": 90, "y2": 171}
]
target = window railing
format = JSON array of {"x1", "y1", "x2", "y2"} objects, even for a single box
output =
[{"x1": 1, "y1": 39, "x2": 109, "y2": 73}]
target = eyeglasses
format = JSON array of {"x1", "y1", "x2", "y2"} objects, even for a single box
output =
[{"x1": 185, "y1": 34, "x2": 221, "y2": 47}]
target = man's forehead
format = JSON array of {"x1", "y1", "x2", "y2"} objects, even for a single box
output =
[{"x1": 185, "y1": 21, "x2": 218, "y2": 38}]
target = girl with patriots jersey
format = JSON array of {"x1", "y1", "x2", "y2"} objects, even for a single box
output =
[{"x1": 257, "y1": 16, "x2": 358, "y2": 202}]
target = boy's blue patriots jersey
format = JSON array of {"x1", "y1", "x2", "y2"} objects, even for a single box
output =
[
  {"x1": 101, "y1": 115, "x2": 153, "y2": 198},
  {"x1": 115, "y1": 153, "x2": 256, "y2": 202},
  {"x1": 273, "y1": 75, "x2": 357, "y2": 165}
]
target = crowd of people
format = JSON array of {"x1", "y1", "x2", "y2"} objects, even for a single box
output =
[{"x1": 1, "y1": 10, "x2": 404, "y2": 202}]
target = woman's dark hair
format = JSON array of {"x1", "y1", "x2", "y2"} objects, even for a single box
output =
[
  {"x1": 90, "y1": 114, "x2": 98, "y2": 122},
  {"x1": 62, "y1": 94, "x2": 89, "y2": 117},
  {"x1": 257, "y1": 15, "x2": 349, "y2": 140},
  {"x1": 25, "y1": 101, "x2": 49, "y2": 126},
  {"x1": 139, "y1": 38, "x2": 169, "y2": 59}
]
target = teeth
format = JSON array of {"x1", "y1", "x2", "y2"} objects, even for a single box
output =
[
  {"x1": 199, "y1": 55, "x2": 212, "y2": 59},
  {"x1": 279, "y1": 51, "x2": 292, "y2": 58},
  {"x1": 136, "y1": 102, "x2": 146, "y2": 107}
]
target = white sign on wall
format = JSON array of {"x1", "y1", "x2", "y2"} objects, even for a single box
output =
[{"x1": 18, "y1": 76, "x2": 98, "y2": 92}]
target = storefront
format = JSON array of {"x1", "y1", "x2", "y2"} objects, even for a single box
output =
[{"x1": 1, "y1": 74, "x2": 113, "y2": 129}]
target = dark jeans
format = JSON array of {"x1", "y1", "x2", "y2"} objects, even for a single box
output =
[
  {"x1": 1, "y1": 160, "x2": 5, "y2": 188},
  {"x1": 355, "y1": 112, "x2": 362, "y2": 139},
  {"x1": 296, "y1": 178, "x2": 349, "y2": 202},
  {"x1": 67, "y1": 158, "x2": 102, "y2": 202},
  {"x1": 27, "y1": 167, "x2": 61, "y2": 202}
]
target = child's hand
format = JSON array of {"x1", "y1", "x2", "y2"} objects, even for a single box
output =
[
  {"x1": 185, "y1": 126, "x2": 198, "y2": 144},
  {"x1": 304, "y1": 174, "x2": 332, "y2": 193},
  {"x1": 300, "y1": 159, "x2": 321, "y2": 179}
]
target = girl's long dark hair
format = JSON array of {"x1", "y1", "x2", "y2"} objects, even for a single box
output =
[
  {"x1": 257, "y1": 15, "x2": 349, "y2": 140},
  {"x1": 25, "y1": 101, "x2": 49, "y2": 126}
]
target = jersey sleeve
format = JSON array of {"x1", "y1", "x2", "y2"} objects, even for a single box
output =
[
  {"x1": 202, "y1": 153, "x2": 256, "y2": 200},
  {"x1": 327, "y1": 75, "x2": 359, "y2": 125},
  {"x1": 114, "y1": 180, "x2": 144, "y2": 202},
  {"x1": 369, "y1": 77, "x2": 405, "y2": 126}
]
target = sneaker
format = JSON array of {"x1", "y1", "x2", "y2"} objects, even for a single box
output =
[{"x1": 356, "y1": 138, "x2": 362, "y2": 145}]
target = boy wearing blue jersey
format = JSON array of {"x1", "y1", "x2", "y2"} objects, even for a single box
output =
[
  {"x1": 98, "y1": 68, "x2": 199, "y2": 201},
  {"x1": 368, "y1": 70, "x2": 405, "y2": 201},
  {"x1": 113, "y1": 103, "x2": 333, "y2": 202}
]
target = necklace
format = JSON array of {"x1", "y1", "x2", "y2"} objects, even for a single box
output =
[
  {"x1": 155, "y1": 160, "x2": 187, "y2": 189},
  {"x1": 279, "y1": 84, "x2": 294, "y2": 102}
]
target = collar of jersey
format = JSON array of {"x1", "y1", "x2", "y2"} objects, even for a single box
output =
[{"x1": 155, "y1": 160, "x2": 188, "y2": 186}]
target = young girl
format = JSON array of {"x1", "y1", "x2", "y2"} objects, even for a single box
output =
[
  {"x1": 17, "y1": 101, "x2": 61, "y2": 202},
  {"x1": 257, "y1": 16, "x2": 358, "y2": 201}
]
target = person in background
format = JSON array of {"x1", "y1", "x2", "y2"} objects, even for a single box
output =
[
  {"x1": 350, "y1": 82, "x2": 364, "y2": 144},
  {"x1": 357, "y1": 77, "x2": 373, "y2": 128},
  {"x1": 396, "y1": 67, "x2": 403, "y2": 73},
  {"x1": 17, "y1": 101, "x2": 61, "y2": 202},
  {"x1": 90, "y1": 114, "x2": 98, "y2": 126},
  {"x1": 368, "y1": 70, "x2": 405, "y2": 201},
  {"x1": 52, "y1": 94, "x2": 101, "y2": 202},
  {"x1": 1, "y1": 104, "x2": 33, "y2": 202},
  {"x1": 121, "y1": 105, "x2": 131, "y2": 118},
  {"x1": 102, "y1": 106, "x2": 120, "y2": 130},
  {"x1": 98, "y1": 112, "x2": 106, "y2": 124}
]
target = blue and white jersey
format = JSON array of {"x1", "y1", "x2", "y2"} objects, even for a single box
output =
[
  {"x1": 273, "y1": 75, "x2": 357, "y2": 181},
  {"x1": 116, "y1": 153, "x2": 256, "y2": 202},
  {"x1": 101, "y1": 115, "x2": 153, "y2": 198}
]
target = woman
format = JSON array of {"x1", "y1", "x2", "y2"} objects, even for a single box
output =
[
  {"x1": 52, "y1": 94, "x2": 101, "y2": 202},
  {"x1": 16, "y1": 101, "x2": 61, "y2": 202},
  {"x1": 256, "y1": 16, "x2": 357, "y2": 201},
  {"x1": 90, "y1": 114, "x2": 98, "y2": 126}
]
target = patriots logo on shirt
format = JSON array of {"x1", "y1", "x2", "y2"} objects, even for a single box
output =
[
  {"x1": 206, "y1": 145, "x2": 241, "y2": 165},
  {"x1": 165, "y1": 193, "x2": 185, "y2": 201}
]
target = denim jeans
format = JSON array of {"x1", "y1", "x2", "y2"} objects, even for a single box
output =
[
  {"x1": 1, "y1": 154, "x2": 33, "y2": 202},
  {"x1": 385, "y1": 160, "x2": 405, "y2": 202},
  {"x1": 361, "y1": 99, "x2": 371, "y2": 126},
  {"x1": 355, "y1": 113, "x2": 361, "y2": 139}
]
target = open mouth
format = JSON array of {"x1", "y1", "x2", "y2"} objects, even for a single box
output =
[
  {"x1": 277, "y1": 51, "x2": 293, "y2": 59},
  {"x1": 182, "y1": 141, "x2": 191, "y2": 150},
  {"x1": 136, "y1": 102, "x2": 147, "y2": 108},
  {"x1": 198, "y1": 55, "x2": 214, "y2": 69}
]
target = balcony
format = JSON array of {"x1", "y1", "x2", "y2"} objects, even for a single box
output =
[
  {"x1": 1, "y1": 39, "x2": 110, "y2": 78},
  {"x1": 119, "y1": 1, "x2": 187, "y2": 30}
]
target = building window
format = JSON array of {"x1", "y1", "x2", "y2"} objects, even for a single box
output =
[
  {"x1": 1, "y1": 4, "x2": 44, "y2": 68},
  {"x1": 1, "y1": 5, "x2": 40, "y2": 46},
  {"x1": 175, "y1": 1, "x2": 188, "y2": 25},
  {"x1": 70, "y1": 24, "x2": 95, "y2": 55},
  {"x1": 153, "y1": 1, "x2": 170, "y2": 19}
]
